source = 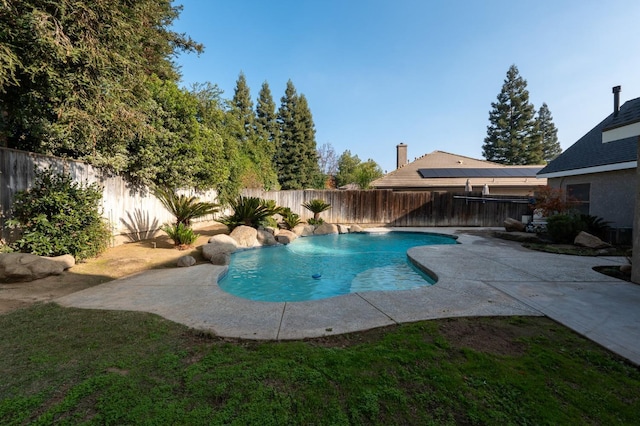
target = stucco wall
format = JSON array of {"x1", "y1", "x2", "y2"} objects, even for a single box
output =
[{"x1": 548, "y1": 168, "x2": 636, "y2": 228}]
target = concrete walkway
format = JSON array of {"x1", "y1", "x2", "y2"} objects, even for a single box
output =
[{"x1": 56, "y1": 228, "x2": 640, "y2": 365}]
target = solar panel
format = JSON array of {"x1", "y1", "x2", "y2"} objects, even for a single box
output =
[{"x1": 417, "y1": 167, "x2": 542, "y2": 178}]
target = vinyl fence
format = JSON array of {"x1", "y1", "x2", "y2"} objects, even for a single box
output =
[
  {"x1": 242, "y1": 189, "x2": 531, "y2": 227},
  {"x1": 0, "y1": 147, "x2": 219, "y2": 244}
]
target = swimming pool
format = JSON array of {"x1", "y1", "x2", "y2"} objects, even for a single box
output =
[{"x1": 218, "y1": 231, "x2": 457, "y2": 302}]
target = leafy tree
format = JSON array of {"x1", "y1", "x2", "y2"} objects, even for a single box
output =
[
  {"x1": 8, "y1": 168, "x2": 111, "y2": 260},
  {"x1": 335, "y1": 150, "x2": 361, "y2": 187},
  {"x1": 0, "y1": 0, "x2": 202, "y2": 172},
  {"x1": 482, "y1": 65, "x2": 543, "y2": 165},
  {"x1": 276, "y1": 80, "x2": 322, "y2": 189},
  {"x1": 189, "y1": 82, "x2": 238, "y2": 201},
  {"x1": 354, "y1": 159, "x2": 384, "y2": 189},
  {"x1": 537, "y1": 103, "x2": 562, "y2": 162}
]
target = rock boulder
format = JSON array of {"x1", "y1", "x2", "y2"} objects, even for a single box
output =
[
  {"x1": 293, "y1": 224, "x2": 315, "y2": 236},
  {"x1": 202, "y1": 234, "x2": 238, "y2": 261},
  {"x1": 314, "y1": 223, "x2": 339, "y2": 235},
  {"x1": 574, "y1": 231, "x2": 611, "y2": 249},
  {"x1": 230, "y1": 225, "x2": 259, "y2": 248},
  {"x1": 350, "y1": 224, "x2": 365, "y2": 233},
  {"x1": 257, "y1": 229, "x2": 278, "y2": 246},
  {"x1": 177, "y1": 255, "x2": 196, "y2": 267},
  {"x1": 0, "y1": 253, "x2": 66, "y2": 283},
  {"x1": 337, "y1": 224, "x2": 350, "y2": 234},
  {"x1": 275, "y1": 230, "x2": 298, "y2": 245},
  {"x1": 210, "y1": 252, "x2": 231, "y2": 266},
  {"x1": 504, "y1": 217, "x2": 525, "y2": 232},
  {"x1": 45, "y1": 254, "x2": 76, "y2": 269}
]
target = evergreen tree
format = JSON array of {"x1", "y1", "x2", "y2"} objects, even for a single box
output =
[
  {"x1": 231, "y1": 72, "x2": 255, "y2": 142},
  {"x1": 276, "y1": 80, "x2": 321, "y2": 189},
  {"x1": 255, "y1": 81, "x2": 279, "y2": 189},
  {"x1": 482, "y1": 65, "x2": 543, "y2": 165},
  {"x1": 536, "y1": 102, "x2": 562, "y2": 162}
]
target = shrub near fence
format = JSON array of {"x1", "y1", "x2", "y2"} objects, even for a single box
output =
[
  {"x1": 242, "y1": 189, "x2": 530, "y2": 227},
  {"x1": 0, "y1": 147, "x2": 219, "y2": 245}
]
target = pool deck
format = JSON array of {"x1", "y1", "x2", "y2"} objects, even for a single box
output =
[{"x1": 56, "y1": 227, "x2": 640, "y2": 366}]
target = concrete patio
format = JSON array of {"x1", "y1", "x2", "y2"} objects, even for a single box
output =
[{"x1": 56, "y1": 228, "x2": 640, "y2": 366}]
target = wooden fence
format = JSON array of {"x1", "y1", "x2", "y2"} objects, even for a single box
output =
[
  {"x1": 242, "y1": 189, "x2": 531, "y2": 227},
  {"x1": 0, "y1": 147, "x2": 219, "y2": 244}
]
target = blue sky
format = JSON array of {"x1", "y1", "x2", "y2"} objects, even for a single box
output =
[{"x1": 171, "y1": 1, "x2": 640, "y2": 174}]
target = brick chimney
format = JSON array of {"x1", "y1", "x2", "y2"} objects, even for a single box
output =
[
  {"x1": 396, "y1": 143, "x2": 407, "y2": 169},
  {"x1": 613, "y1": 85, "x2": 621, "y2": 116}
]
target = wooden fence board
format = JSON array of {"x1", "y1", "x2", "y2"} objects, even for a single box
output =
[{"x1": 242, "y1": 189, "x2": 530, "y2": 227}]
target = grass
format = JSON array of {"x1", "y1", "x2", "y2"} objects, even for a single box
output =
[{"x1": 1, "y1": 304, "x2": 639, "y2": 424}]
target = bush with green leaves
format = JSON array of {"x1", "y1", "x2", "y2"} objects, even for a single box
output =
[
  {"x1": 546, "y1": 213, "x2": 611, "y2": 244},
  {"x1": 219, "y1": 196, "x2": 281, "y2": 230},
  {"x1": 280, "y1": 208, "x2": 302, "y2": 230},
  {"x1": 546, "y1": 214, "x2": 586, "y2": 244},
  {"x1": 162, "y1": 223, "x2": 199, "y2": 247},
  {"x1": 7, "y1": 168, "x2": 111, "y2": 260},
  {"x1": 580, "y1": 214, "x2": 611, "y2": 240}
]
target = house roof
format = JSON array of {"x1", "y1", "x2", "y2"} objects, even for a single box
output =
[
  {"x1": 371, "y1": 150, "x2": 545, "y2": 189},
  {"x1": 538, "y1": 97, "x2": 640, "y2": 177}
]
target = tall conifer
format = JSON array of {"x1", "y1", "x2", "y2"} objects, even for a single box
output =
[
  {"x1": 482, "y1": 65, "x2": 543, "y2": 165},
  {"x1": 537, "y1": 102, "x2": 562, "y2": 162},
  {"x1": 276, "y1": 80, "x2": 320, "y2": 189}
]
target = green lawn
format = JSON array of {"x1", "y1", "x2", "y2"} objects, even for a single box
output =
[{"x1": 1, "y1": 304, "x2": 638, "y2": 425}]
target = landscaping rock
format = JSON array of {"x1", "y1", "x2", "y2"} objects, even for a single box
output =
[
  {"x1": 208, "y1": 233, "x2": 238, "y2": 247},
  {"x1": 45, "y1": 254, "x2": 75, "y2": 269},
  {"x1": 257, "y1": 229, "x2": 278, "y2": 246},
  {"x1": 314, "y1": 223, "x2": 338, "y2": 235},
  {"x1": 177, "y1": 255, "x2": 196, "y2": 267},
  {"x1": 230, "y1": 225, "x2": 259, "y2": 247},
  {"x1": 504, "y1": 217, "x2": 525, "y2": 232},
  {"x1": 350, "y1": 224, "x2": 365, "y2": 233},
  {"x1": 202, "y1": 235, "x2": 238, "y2": 261},
  {"x1": 275, "y1": 230, "x2": 298, "y2": 244},
  {"x1": 210, "y1": 252, "x2": 231, "y2": 266},
  {"x1": 293, "y1": 224, "x2": 315, "y2": 236},
  {"x1": 0, "y1": 253, "x2": 66, "y2": 283},
  {"x1": 337, "y1": 224, "x2": 350, "y2": 234},
  {"x1": 574, "y1": 231, "x2": 611, "y2": 249}
]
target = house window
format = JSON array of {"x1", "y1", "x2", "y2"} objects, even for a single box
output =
[{"x1": 566, "y1": 183, "x2": 590, "y2": 215}]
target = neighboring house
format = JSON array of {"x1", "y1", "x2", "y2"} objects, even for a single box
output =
[
  {"x1": 371, "y1": 147, "x2": 546, "y2": 196},
  {"x1": 537, "y1": 86, "x2": 640, "y2": 233}
]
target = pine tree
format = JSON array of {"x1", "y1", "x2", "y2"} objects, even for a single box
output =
[
  {"x1": 253, "y1": 81, "x2": 279, "y2": 189},
  {"x1": 231, "y1": 72, "x2": 254, "y2": 143},
  {"x1": 276, "y1": 80, "x2": 321, "y2": 189},
  {"x1": 482, "y1": 65, "x2": 543, "y2": 165},
  {"x1": 537, "y1": 103, "x2": 562, "y2": 162}
]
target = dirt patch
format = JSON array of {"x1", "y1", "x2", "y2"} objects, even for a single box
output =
[
  {"x1": 0, "y1": 223, "x2": 228, "y2": 314},
  {"x1": 438, "y1": 317, "x2": 532, "y2": 356}
]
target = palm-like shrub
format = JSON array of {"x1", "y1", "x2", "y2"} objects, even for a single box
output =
[
  {"x1": 280, "y1": 208, "x2": 302, "y2": 230},
  {"x1": 153, "y1": 187, "x2": 219, "y2": 227},
  {"x1": 219, "y1": 196, "x2": 281, "y2": 230},
  {"x1": 302, "y1": 199, "x2": 331, "y2": 222},
  {"x1": 161, "y1": 223, "x2": 199, "y2": 247}
]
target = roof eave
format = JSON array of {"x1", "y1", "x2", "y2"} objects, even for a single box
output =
[{"x1": 537, "y1": 161, "x2": 637, "y2": 179}]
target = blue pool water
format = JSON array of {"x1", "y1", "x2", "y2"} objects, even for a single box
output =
[{"x1": 219, "y1": 232, "x2": 457, "y2": 302}]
